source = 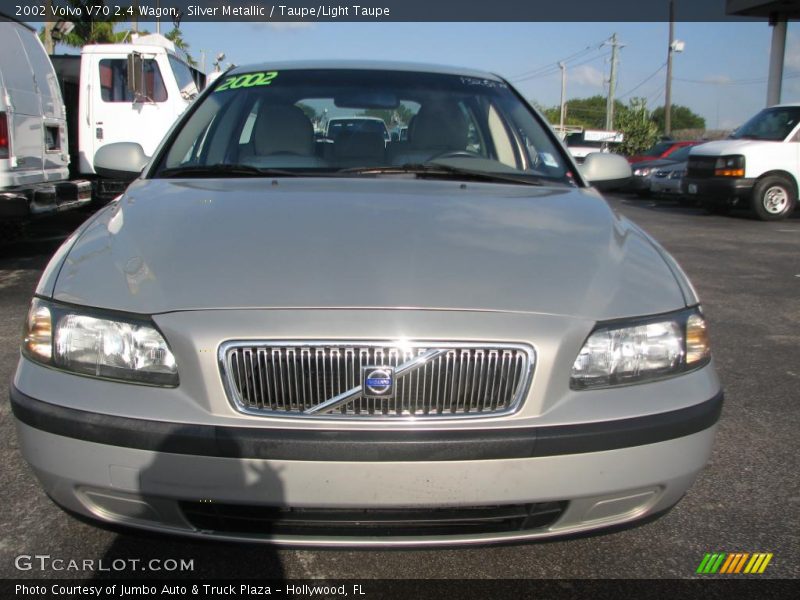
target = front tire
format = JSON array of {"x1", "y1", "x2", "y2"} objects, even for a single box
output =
[{"x1": 752, "y1": 175, "x2": 796, "y2": 221}]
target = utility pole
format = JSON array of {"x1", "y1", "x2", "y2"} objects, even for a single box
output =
[
  {"x1": 605, "y1": 33, "x2": 620, "y2": 131},
  {"x1": 43, "y1": 0, "x2": 55, "y2": 54},
  {"x1": 665, "y1": 0, "x2": 675, "y2": 136},
  {"x1": 559, "y1": 62, "x2": 567, "y2": 130}
]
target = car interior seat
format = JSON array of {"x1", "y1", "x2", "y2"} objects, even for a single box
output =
[
  {"x1": 242, "y1": 104, "x2": 327, "y2": 168},
  {"x1": 387, "y1": 104, "x2": 468, "y2": 165}
]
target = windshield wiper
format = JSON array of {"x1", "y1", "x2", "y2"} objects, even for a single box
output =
[
  {"x1": 339, "y1": 163, "x2": 544, "y2": 186},
  {"x1": 158, "y1": 164, "x2": 302, "y2": 178}
]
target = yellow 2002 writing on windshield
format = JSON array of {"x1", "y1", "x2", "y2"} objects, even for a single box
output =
[{"x1": 215, "y1": 71, "x2": 279, "y2": 92}]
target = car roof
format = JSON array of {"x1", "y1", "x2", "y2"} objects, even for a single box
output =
[{"x1": 229, "y1": 60, "x2": 504, "y2": 81}]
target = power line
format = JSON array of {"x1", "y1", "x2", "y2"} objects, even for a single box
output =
[
  {"x1": 646, "y1": 86, "x2": 666, "y2": 107},
  {"x1": 514, "y1": 50, "x2": 611, "y2": 83},
  {"x1": 618, "y1": 62, "x2": 667, "y2": 99},
  {"x1": 510, "y1": 39, "x2": 609, "y2": 82},
  {"x1": 674, "y1": 71, "x2": 800, "y2": 85}
]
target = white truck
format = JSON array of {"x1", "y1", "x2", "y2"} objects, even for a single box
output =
[
  {"x1": 559, "y1": 128, "x2": 624, "y2": 164},
  {"x1": 51, "y1": 32, "x2": 203, "y2": 200},
  {"x1": 0, "y1": 16, "x2": 91, "y2": 241},
  {"x1": 684, "y1": 104, "x2": 800, "y2": 220}
]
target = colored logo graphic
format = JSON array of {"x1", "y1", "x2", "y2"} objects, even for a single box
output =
[{"x1": 696, "y1": 552, "x2": 773, "y2": 574}]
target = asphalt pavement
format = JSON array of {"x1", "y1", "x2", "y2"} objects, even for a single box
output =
[{"x1": 0, "y1": 197, "x2": 797, "y2": 580}]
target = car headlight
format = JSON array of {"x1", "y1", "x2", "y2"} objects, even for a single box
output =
[
  {"x1": 22, "y1": 298, "x2": 178, "y2": 386},
  {"x1": 633, "y1": 167, "x2": 652, "y2": 177},
  {"x1": 714, "y1": 155, "x2": 745, "y2": 177},
  {"x1": 570, "y1": 307, "x2": 711, "y2": 390}
]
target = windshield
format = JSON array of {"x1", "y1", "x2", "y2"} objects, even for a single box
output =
[
  {"x1": 154, "y1": 69, "x2": 571, "y2": 184},
  {"x1": 664, "y1": 145, "x2": 694, "y2": 162},
  {"x1": 730, "y1": 107, "x2": 800, "y2": 141},
  {"x1": 642, "y1": 142, "x2": 674, "y2": 157},
  {"x1": 168, "y1": 55, "x2": 198, "y2": 98}
]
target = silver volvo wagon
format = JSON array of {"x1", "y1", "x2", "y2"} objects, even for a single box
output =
[{"x1": 11, "y1": 62, "x2": 722, "y2": 546}]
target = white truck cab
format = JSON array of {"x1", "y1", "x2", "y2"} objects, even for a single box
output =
[
  {"x1": 684, "y1": 104, "x2": 800, "y2": 220},
  {"x1": 52, "y1": 33, "x2": 201, "y2": 201}
]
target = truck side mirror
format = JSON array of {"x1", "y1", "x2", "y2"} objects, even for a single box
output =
[
  {"x1": 127, "y1": 52, "x2": 146, "y2": 101},
  {"x1": 94, "y1": 142, "x2": 150, "y2": 180}
]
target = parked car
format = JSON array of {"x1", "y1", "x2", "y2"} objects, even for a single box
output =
[
  {"x1": 0, "y1": 16, "x2": 90, "y2": 242},
  {"x1": 625, "y1": 143, "x2": 700, "y2": 196},
  {"x1": 12, "y1": 61, "x2": 721, "y2": 546},
  {"x1": 628, "y1": 140, "x2": 699, "y2": 164},
  {"x1": 325, "y1": 116, "x2": 391, "y2": 144},
  {"x1": 684, "y1": 104, "x2": 800, "y2": 220},
  {"x1": 650, "y1": 162, "x2": 689, "y2": 200}
]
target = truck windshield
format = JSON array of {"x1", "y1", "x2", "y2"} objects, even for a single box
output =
[
  {"x1": 730, "y1": 106, "x2": 800, "y2": 141},
  {"x1": 153, "y1": 68, "x2": 571, "y2": 184},
  {"x1": 168, "y1": 55, "x2": 198, "y2": 98}
]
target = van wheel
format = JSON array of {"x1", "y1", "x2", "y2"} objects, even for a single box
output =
[{"x1": 752, "y1": 175, "x2": 796, "y2": 221}]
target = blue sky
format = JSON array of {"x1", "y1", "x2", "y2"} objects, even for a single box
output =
[{"x1": 75, "y1": 20, "x2": 800, "y2": 129}]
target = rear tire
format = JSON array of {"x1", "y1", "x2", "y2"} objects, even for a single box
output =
[{"x1": 751, "y1": 175, "x2": 796, "y2": 221}]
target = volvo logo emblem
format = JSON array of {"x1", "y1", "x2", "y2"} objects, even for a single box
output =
[{"x1": 362, "y1": 366, "x2": 395, "y2": 399}]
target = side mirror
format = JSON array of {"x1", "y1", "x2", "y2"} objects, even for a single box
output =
[
  {"x1": 94, "y1": 143, "x2": 150, "y2": 180},
  {"x1": 578, "y1": 153, "x2": 632, "y2": 191},
  {"x1": 127, "y1": 52, "x2": 146, "y2": 100}
]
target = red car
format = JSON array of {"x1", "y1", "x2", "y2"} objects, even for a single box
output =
[{"x1": 628, "y1": 140, "x2": 701, "y2": 164}]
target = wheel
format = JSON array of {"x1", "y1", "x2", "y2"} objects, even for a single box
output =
[{"x1": 751, "y1": 175, "x2": 797, "y2": 221}]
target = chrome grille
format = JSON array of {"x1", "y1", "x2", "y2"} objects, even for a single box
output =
[{"x1": 219, "y1": 342, "x2": 534, "y2": 418}]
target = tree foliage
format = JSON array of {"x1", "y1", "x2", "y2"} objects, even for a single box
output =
[
  {"x1": 650, "y1": 105, "x2": 706, "y2": 131},
  {"x1": 615, "y1": 98, "x2": 660, "y2": 156},
  {"x1": 164, "y1": 27, "x2": 196, "y2": 66},
  {"x1": 41, "y1": 1, "x2": 129, "y2": 49},
  {"x1": 538, "y1": 94, "x2": 701, "y2": 155},
  {"x1": 360, "y1": 105, "x2": 416, "y2": 127}
]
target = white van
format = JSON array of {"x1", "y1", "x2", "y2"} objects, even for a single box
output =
[
  {"x1": 0, "y1": 16, "x2": 90, "y2": 240},
  {"x1": 684, "y1": 104, "x2": 800, "y2": 220}
]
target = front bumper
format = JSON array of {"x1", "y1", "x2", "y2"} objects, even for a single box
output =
[
  {"x1": 622, "y1": 175, "x2": 652, "y2": 193},
  {"x1": 683, "y1": 177, "x2": 755, "y2": 204},
  {"x1": 11, "y1": 383, "x2": 722, "y2": 546},
  {"x1": 651, "y1": 178, "x2": 683, "y2": 196}
]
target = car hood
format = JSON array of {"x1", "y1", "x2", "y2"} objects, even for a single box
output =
[
  {"x1": 633, "y1": 158, "x2": 679, "y2": 171},
  {"x1": 53, "y1": 178, "x2": 687, "y2": 319},
  {"x1": 689, "y1": 138, "x2": 778, "y2": 156}
]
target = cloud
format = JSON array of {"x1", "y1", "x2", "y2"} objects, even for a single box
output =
[{"x1": 570, "y1": 65, "x2": 605, "y2": 88}]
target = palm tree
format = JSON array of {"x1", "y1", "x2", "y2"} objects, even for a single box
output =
[
  {"x1": 164, "y1": 27, "x2": 197, "y2": 67},
  {"x1": 41, "y1": 1, "x2": 129, "y2": 50}
]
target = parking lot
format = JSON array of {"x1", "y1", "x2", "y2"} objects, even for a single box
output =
[{"x1": 0, "y1": 196, "x2": 797, "y2": 580}]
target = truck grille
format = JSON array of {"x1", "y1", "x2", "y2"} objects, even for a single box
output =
[
  {"x1": 687, "y1": 156, "x2": 717, "y2": 178},
  {"x1": 219, "y1": 341, "x2": 534, "y2": 418},
  {"x1": 180, "y1": 501, "x2": 567, "y2": 537}
]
